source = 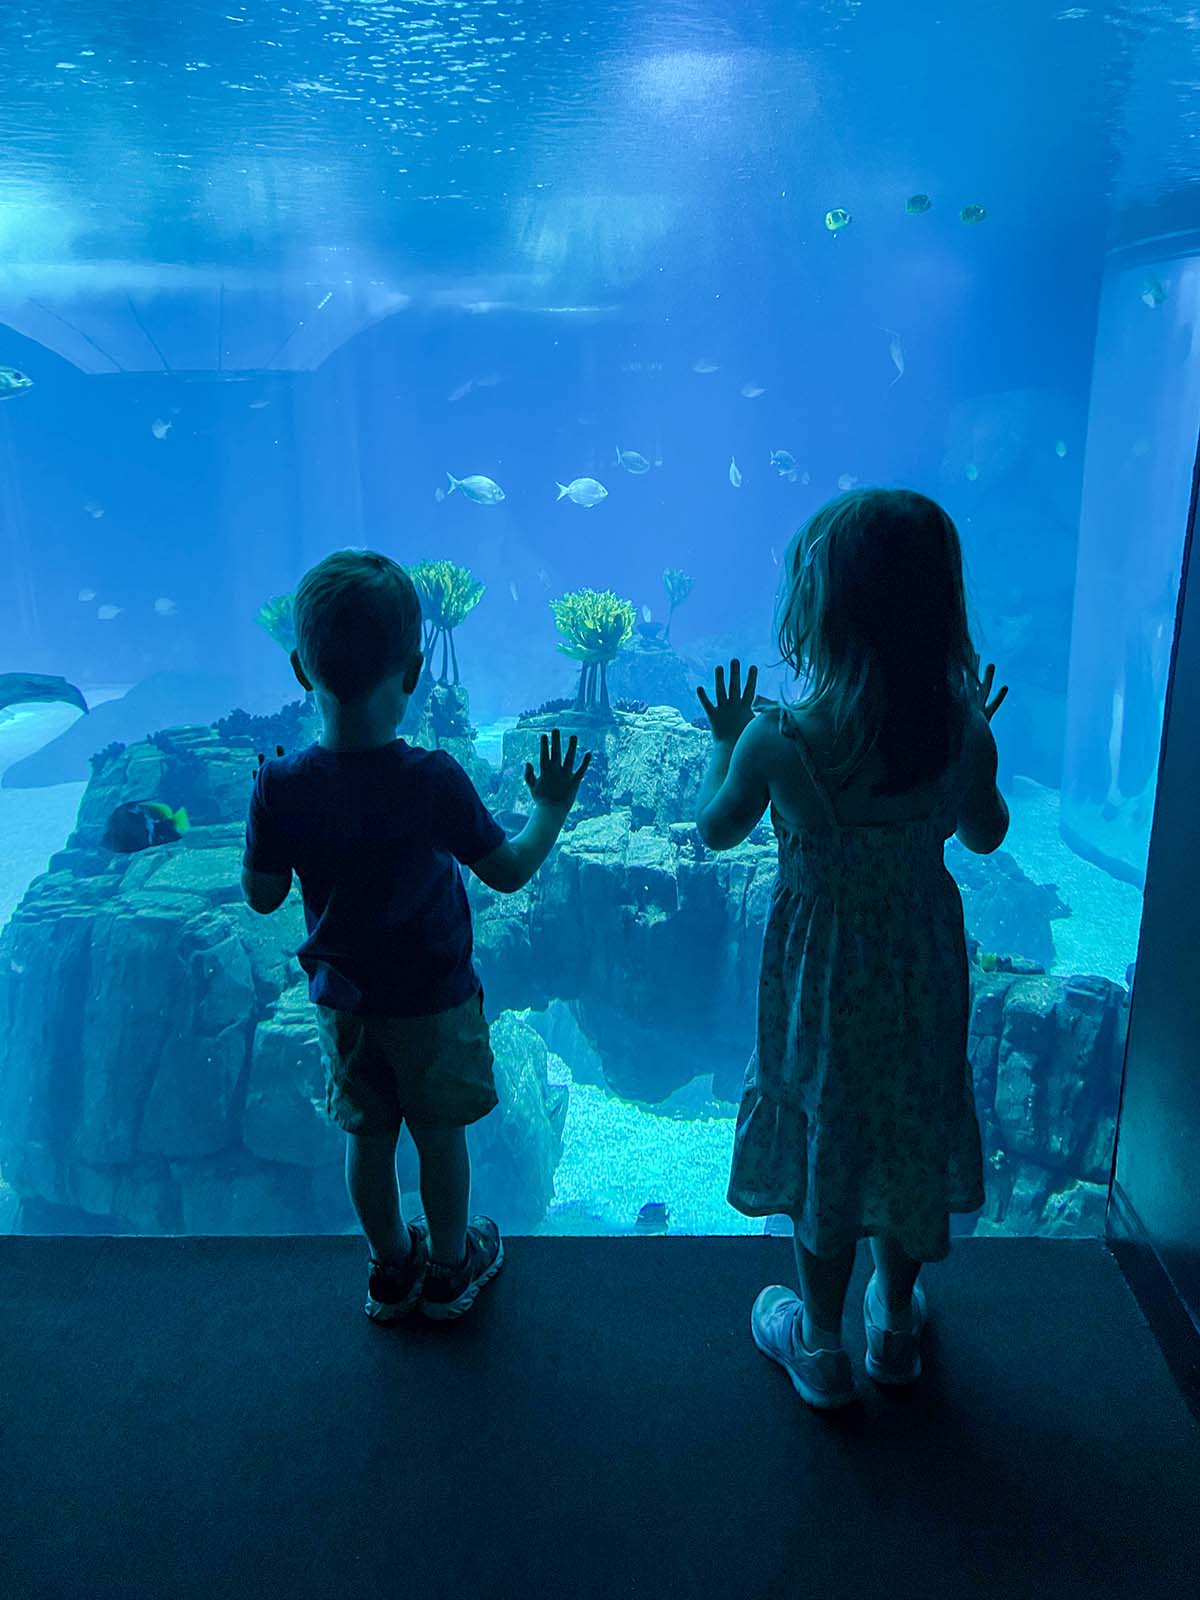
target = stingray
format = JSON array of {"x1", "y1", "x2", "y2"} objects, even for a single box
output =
[{"x1": 0, "y1": 673, "x2": 89, "y2": 716}]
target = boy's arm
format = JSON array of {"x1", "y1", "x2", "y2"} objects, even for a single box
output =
[
  {"x1": 468, "y1": 729, "x2": 591, "y2": 894},
  {"x1": 242, "y1": 754, "x2": 293, "y2": 914},
  {"x1": 242, "y1": 865, "x2": 293, "y2": 914}
]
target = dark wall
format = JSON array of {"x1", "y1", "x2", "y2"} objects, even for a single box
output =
[{"x1": 1112, "y1": 432, "x2": 1200, "y2": 1333}]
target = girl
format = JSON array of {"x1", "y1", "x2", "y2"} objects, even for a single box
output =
[{"x1": 695, "y1": 487, "x2": 1009, "y2": 1410}]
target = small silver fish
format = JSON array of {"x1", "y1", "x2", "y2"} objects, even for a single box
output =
[
  {"x1": 556, "y1": 477, "x2": 608, "y2": 508},
  {"x1": 509, "y1": 581, "x2": 519, "y2": 603},
  {"x1": 770, "y1": 449, "x2": 798, "y2": 482},
  {"x1": 800, "y1": 471, "x2": 811, "y2": 485},
  {"x1": 97, "y1": 604, "x2": 122, "y2": 620},
  {"x1": 616, "y1": 445, "x2": 651, "y2": 474},
  {"x1": 692, "y1": 358, "x2": 719, "y2": 374},
  {"x1": 740, "y1": 383, "x2": 765, "y2": 399},
  {"x1": 729, "y1": 456, "x2": 742, "y2": 489},
  {"x1": 151, "y1": 418, "x2": 172, "y2": 440},
  {"x1": 1055, "y1": 440, "x2": 1068, "y2": 459},
  {"x1": 78, "y1": 588, "x2": 96, "y2": 601},
  {"x1": 249, "y1": 398, "x2": 270, "y2": 410},
  {"x1": 447, "y1": 378, "x2": 475, "y2": 403},
  {"x1": 83, "y1": 500, "x2": 105, "y2": 519},
  {"x1": 965, "y1": 463, "x2": 980, "y2": 482},
  {"x1": 154, "y1": 597, "x2": 177, "y2": 616},
  {"x1": 642, "y1": 605, "x2": 652, "y2": 623},
  {"x1": 0, "y1": 367, "x2": 33, "y2": 400},
  {"x1": 1140, "y1": 278, "x2": 1167, "y2": 308},
  {"x1": 442, "y1": 471, "x2": 505, "y2": 505},
  {"x1": 837, "y1": 473, "x2": 858, "y2": 491},
  {"x1": 883, "y1": 327, "x2": 904, "y2": 385}
]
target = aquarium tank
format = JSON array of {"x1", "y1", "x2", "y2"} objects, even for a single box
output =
[{"x1": 0, "y1": 1, "x2": 1195, "y2": 1246}]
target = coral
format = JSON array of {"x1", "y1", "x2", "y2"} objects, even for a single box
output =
[
  {"x1": 518, "y1": 696, "x2": 576, "y2": 722},
  {"x1": 428, "y1": 685, "x2": 475, "y2": 741},
  {"x1": 662, "y1": 568, "x2": 695, "y2": 641},
  {"x1": 550, "y1": 587, "x2": 636, "y2": 714},
  {"x1": 614, "y1": 698, "x2": 648, "y2": 715},
  {"x1": 215, "y1": 701, "x2": 315, "y2": 752},
  {"x1": 256, "y1": 592, "x2": 296, "y2": 653},
  {"x1": 410, "y1": 559, "x2": 485, "y2": 686},
  {"x1": 89, "y1": 740, "x2": 127, "y2": 773}
]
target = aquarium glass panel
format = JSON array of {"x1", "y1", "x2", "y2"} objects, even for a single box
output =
[{"x1": 0, "y1": 2, "x2": 1196, "y2": 1245}]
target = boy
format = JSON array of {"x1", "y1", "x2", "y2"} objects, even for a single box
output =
[{"x1": 242, "y1": 550, "x2": 590, "y2": 1323}]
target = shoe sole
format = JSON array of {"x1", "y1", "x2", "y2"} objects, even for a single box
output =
[
  {"x1": 420, "y1": 1237, "x2": 505, "y2": 1320},
  {"x1": 864, "y1": 1276, "x2": 927, "y2": 1386}
]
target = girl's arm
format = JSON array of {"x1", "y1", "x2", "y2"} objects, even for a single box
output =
[{"x1": 695, "y1": 660, "x2": 771, "y2": 851}]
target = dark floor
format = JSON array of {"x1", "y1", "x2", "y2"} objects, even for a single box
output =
[{"x1": 1, "y1": 1234, "x2": 1197, "y2": 1600}]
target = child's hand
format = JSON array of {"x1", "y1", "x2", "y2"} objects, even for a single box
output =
[
  {"x1": 254, "y1": 746, "x2": 285, "y2": 780},
  {"x1": 974, "y1": 661, "x2": 1009, "y2": 723},
  {"x1": 524, "y1": 728, "x2": 592, "y2": 811},
  {"x1": 697, "y1": 659, "x2": 759, "y2": 744}
]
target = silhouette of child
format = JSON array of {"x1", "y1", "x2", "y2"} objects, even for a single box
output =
[
  {"x1": 242, "y1": 550, "x2": 589, "y2": 1323},
  {"x1": 696, "y1": 488, "x2": 1009, "y2": 1408}
]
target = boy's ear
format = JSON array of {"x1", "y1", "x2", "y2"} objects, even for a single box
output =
[
  {"x1": 290, "y1": 650, "x2": 313, "y2": 692},
  {"x1": 402, "y1": 655, "x2": 423, "y2": 694}
]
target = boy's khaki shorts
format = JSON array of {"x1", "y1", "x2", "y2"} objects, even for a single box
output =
[{"x1": 317, "y1": 989, "x2": 498, "y2": 1136}]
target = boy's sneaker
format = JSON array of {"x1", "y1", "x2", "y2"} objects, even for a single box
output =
[
  {"x1": 863, "y1": 1270, "x2": 928, "y2": 1386},
  {"x1": 420, "y1": 1216, "x2": 504, "y2": 1320}
]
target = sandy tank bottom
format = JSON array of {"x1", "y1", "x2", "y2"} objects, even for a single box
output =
[{"x1": 0, "y1": 709, "x2": 1142, "y2": 1238}]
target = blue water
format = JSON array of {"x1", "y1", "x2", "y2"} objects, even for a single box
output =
[{"x1": 0, "y1": 1, "x2": 1195, "y2": 1237}]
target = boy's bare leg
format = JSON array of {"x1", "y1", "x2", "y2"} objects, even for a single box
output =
[
  {"x1": 344, "y1": 1127, "x2": 408, "y2": 1265},
  {"x1": 869, "y1": 1232, "x2": 922, "y2": 1312},
  {"x1": 407, "y1": 1122, "x2": 470, "y2": 1266}
]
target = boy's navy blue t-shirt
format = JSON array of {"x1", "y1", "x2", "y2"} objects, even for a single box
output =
[{"x1": 244, "y1": 740, "x2": 506, "y2": 1018}]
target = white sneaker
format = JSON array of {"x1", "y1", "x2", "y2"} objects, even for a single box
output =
[{"x1": 863, "y1": 1270, "x2": 927, "y2": 1385}]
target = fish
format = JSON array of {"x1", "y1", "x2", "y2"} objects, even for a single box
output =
[
  {"x1": 154, "y1": 597, "x2": 177, "y2": 616},
  {"x1": 83, "y1": 500, "x2": 105, "y2": 519},
  {"x1": 740, "y1": 383, "x2": 765, "y2": 399},
  {"x1": 1140, "y1": 278, "x2": 1167, "y2": 308},
  {"x1": 965, "y1": 463, "x2": 980, "y2": 481},
  {"x1": 960, "y1": 204, "x2": 988, "y2": 224},
  {"x1": 770, "y1": 449, "x2": 798, "y2": 482},
  {"x1": 441, "y1": 471, "x2": 505, "y2": 505},
  {"x1": 729, "y1": 456, "x2": 742, "y2": 489},
  {"x1": 0, "y1": 367, "x2": 33, "y2": 400},
  {"x1": 536, "y1": 566, "x2": 551, "y2": 588},
  {"x1": 642, "y1": 604, "x2": 652, "y2": 623},
  {"x1": 556, "y1": 477, "x2": 608, "y2": 508},
  {"x1": 635, "y1": 1201, "x2": 669, "y2": 1232},
  {"x1": 825, "y1": 208, "x2": 852, "y2": 232},
  {"x1": 615, "y1": 445, "x2": 651, "y2": 474},
  {"x1": 800, "y1": 470, "x2": 811, "y2": 485},
  {"x1": 475, "y1": 372, "x2": 501, "y2": 388},
  {"x1": 770, "y1": 546, "x2": 779, "y2": 566},
  {"x1": 248, "y1": 398, "x2": 271, "y2": 410},
  {"x1": 151, "y1": 418, "x2": 172, "y2": 439},
  {"x1": 1055, "y1": 440, "x2": 1068, "y2": 459},
  {"x1": 101, "y1": 800, "x2": 190, "y2": 854},
  {"x1": 447, "y1": 378, "x2": 475, "y2": 403},
  {"x1": 692, "y1": 358, "x2": 719, "y2": 374},
  {"x1": 883, "y1": 327, "x2": 904, "y2": 385},
  {"x1": 509, "y1": 581, "x2": 519, "y2": 603},
  {"x1": 78, "y1": 588, "x2": 96, "y2": 601},
  {"x1": 837, "y1": 473, "x2": 859, "y2": 491},
  {"x1": 905, "y1": 193, "x2": 933, "y2": 215},
  {"x1": 97, "y1": 604, "x2": 122, "y2": 620},
  {"x1": 0, "y1": 673, "x2": 88, "y2": 716}
]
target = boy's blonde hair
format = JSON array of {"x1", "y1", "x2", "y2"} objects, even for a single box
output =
[
  {"x1": 294, "y1": 550, "x2": 422, "y2": 704},
  {"x1": 775, "y1": 488, "x2": 979, "y2": 796}
]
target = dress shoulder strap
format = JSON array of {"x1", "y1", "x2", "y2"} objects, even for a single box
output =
[{"x1": 778, "y1": 708, "x2": 840, "y2": 827}]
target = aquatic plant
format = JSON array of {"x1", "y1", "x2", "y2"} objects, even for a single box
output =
[
  {"x1": 550, "y1": 587, "x2": 636, "y2": 713},
  {"x1": 614, "y1": 698, "x2": 648, "y2": 715},
  {"x1": 410, "y1": 559, "x2": 485, "y2": 686},
  {"x1": 518, "y1": 696, "x2": 576, "y2": 722},
  {"x1": 256, "y1": 592, "x2": 296, "y2": 653},
  {"x1": 662, "y1": 568, "x2": 694, "y2": 641},
  {"x1": 89, "y1": 740, "x2": 126, "y2": 772}
]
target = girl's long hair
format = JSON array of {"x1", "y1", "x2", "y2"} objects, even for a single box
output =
[{"x1": 775, "y1": 488, "x2": 979, "y2": 796}]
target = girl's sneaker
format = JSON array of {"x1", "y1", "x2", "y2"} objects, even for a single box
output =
[
  {"x1": 420, "y1": 1216, "x2": 504, "y2": 1320},
  {"x1": 863, "y1": 1270, "x2": 928, "y2": 1385}
]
